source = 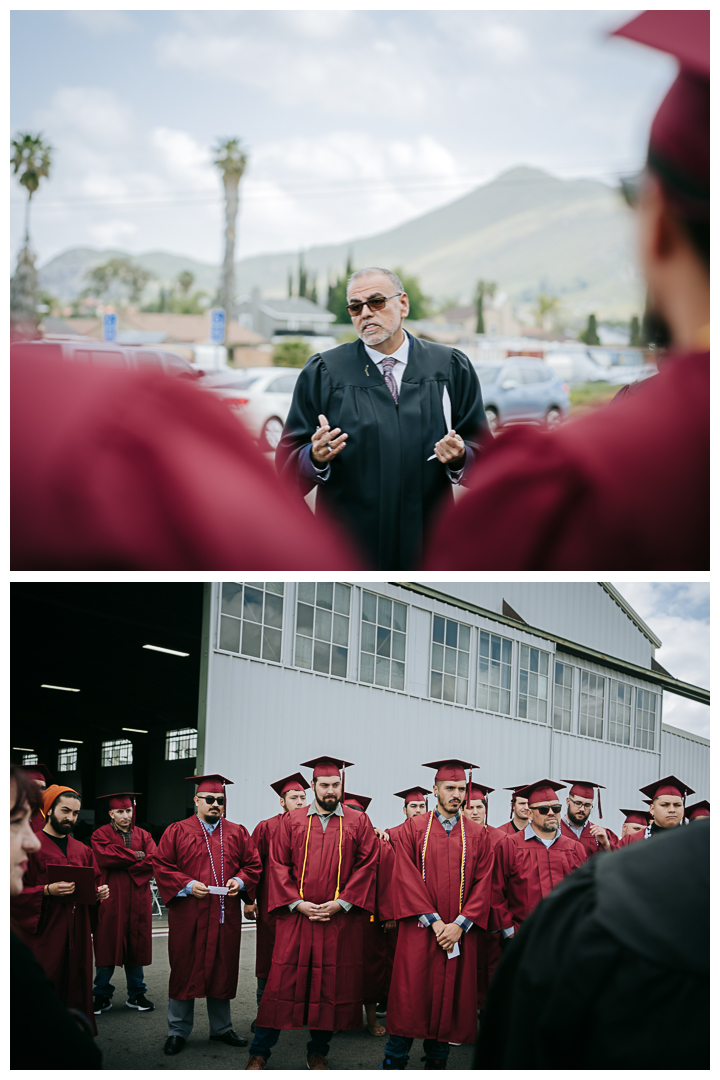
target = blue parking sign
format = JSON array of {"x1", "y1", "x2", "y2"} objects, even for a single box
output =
[
  {"x1": 103, "y1": 312, "x2": 118, "y2": 342},
  {"x1": 210, "y1": 308, "x2": 226, "y2": 344}
]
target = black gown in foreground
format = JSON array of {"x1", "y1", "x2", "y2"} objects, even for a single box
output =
[{"x1": 475, "y1": 820, "x2": 709, "y2": 1069}]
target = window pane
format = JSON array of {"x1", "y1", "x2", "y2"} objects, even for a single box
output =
[
  {"x1": 459, "y1": 624, "x2": 470, "y2": 651},
  {"x1": 457, "y1": 678, "x2": 468, "y2": 705},
  {"x1": 221, "y1": 582, "x2": 243, "y2": 617},
  {"x1": 537, "y1": 674, "x2": 548, "y2": 699},
  {"x1": 499, "y1": 688, "x2": 510, "y2": 713},
  {"x1": 433, "y1": 616, "x2": 445, "y2": 644},
  {"x1": 264, "y1": 592, "x2": 283, "y2": 629},
  {"x1": 313, "y1": 640, "x2": 330, "y2": 674},
  {"x1": 391, "y1": 660, "x2": 405, "y2": 690},
  {"x1": 243, "y1": 586, "x2": 263, "y2": 623},
  {"x1": 391, "y1": 632, "x2": 406, "y2": 661},
  {"x1": 360, "y1": 652, "x2": 374, "y2": 683},
  {"x1": 332, "y1": 613, "x2": 349, "y2": 647},
  {"x1": 432, "y1": 642, "x2": 444, "y2": 671},
  {"x1": 361, "y1": 621, "x2": 375, "y2": 653},
  {"x1": 317, "y1": 582, "x2": 333, "y2": 610},
  {"x1": 430, "y1": 671, "x2": 443, "y2": 699},
  {"x1": 362, "y1": 591, "x2": 376, "y2": 623},
  {"x1": 491, "y1": 637, "x2": 501, "y2": 661},
  {"x1": 393, "y1": 603, "x2": 407, "y2": 632},
  {"x1": 241, "y1": 620, "x2": 262, "y2": 657},
  {"x1": 444, "y1": 649, "x2": 457, "y2": 674},
  {"x1": 520, "y1": 645, "x2": 529, "y2": 668},
  {"x1": 537, "y1": 698, "x2": 547, "y2": 723},
  {"x1": 297, "y1": 602, "x2": 314, "y2": 636},
  {"x1": 315, "y1": 607, "x2": 332, "y2": 642},
  {"x1": 265, "y1": 582, "x2": 284, "y2": 595},
  {"x1": 335, "y1": 583, "x2": 351, "y2": 615},
  {"x1": 502, "y1": 639, "x2": 512, "y2": 664},
  {"x1": 331, "y1": 645, "x2": 348, "y2": 678},
  {"x1": 539, "y1": 651, "x2": 548, "y2": 675},
  {"x1": 376, "y1": 657, "x2": 390, "y2": 686},
  {"x1": 298, "y1": 582, "x2": 315, "y2": 604},
  {"x1": 262, "y1": 626, "x2": 282, "y2": 663},
  {"x1": 219, "y1": 615, "x2": 241, "y2": 652},
  {"x1": 457, "y1": 650, "x2": 469, "y2": 678},
  {"x1": 376, "y1": 626, "x2": 391, "y2": 657},
  {"x1": 530, "y1": 649, "x2": 539, "y2": 673},
  {"x1": 378, "y1": 597, "x2": 392, "y2": 627},
  {"x1": 295, "y1": 635, "x2": 312, "y2": 668},
  {"x1": 480, "y1": 631, "x2": 490, "y2": 656},
  {"x1": 446, "y1": 620, "x2": 458, "y2": 649},
  {"x1": 443, "y1": 674, "x2": 455, "y2": 701},
  {"x1": 489, "y1": 687, "x2": 500, "y2": 713}
]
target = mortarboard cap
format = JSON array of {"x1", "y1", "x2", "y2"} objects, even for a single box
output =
[
  {"x1": 423, "y1": 759, "x2": 478, "y2": 783},
  {"x1": 639, "y1": 775, "x2": 694, "y2": 802},
  {"x1": 620, "y1": 808, "x2": 651, "y2": 827},
  {"x1": 97, "y1": 791, "x2": 141, "y2": 826},
  {"x1": 187, "y1": 773, "x2": 234, "y2": 817},
  {"x1": 300, "y1": 756, "x2": 352, "y2": 778},
  {"x1": 561, "y1": 779, "x2": 606, "y2": 818},
  {"x1": 344, "y1": 792, "x2": 372, "y2": 813},
  {"x1": 685, "y1": 800, "x2": 710, "y2": 820},
  {"x1": 18, "y1": 763, "x2": 53, "y2": 787},
  {"x1": 270, "y1": 772, "x2": 310, "y2": 799},
  {"x1": 513, "y1": 779, "x2": 566, "y2": 805},
  {"x1": 394, "y1": 786, "x2": 431, "y2": 806}
]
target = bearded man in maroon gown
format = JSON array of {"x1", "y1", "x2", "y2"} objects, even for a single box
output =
[
  {"x1": 17, "y1": 764, "x2": 53, "y2": 833},
  {"x1": 559, "y1": 781, "x2": 618, "y2": 856},
  {"x1": 152, "y1": 774, "x2": 262, "y2": 1056},
  {"x1": 247, "y1": 756, "x2": 378, "y2": 1070},
  {"x1": 462, "y1": 782, "x2": 504, "y2": 1014},
  {"x1": 495, "y1": 787, "x2": 530, "y2": 836},
  {"x1": 381, "y1": 760, "x2": 494, "y2": 1070},
  {"x1": 244, "y1": 772, "x2": 309, "y2": 1025},
  {"x1": 11, "y1": 785, "x2": 108, "y2": 1033},
  {"x1": 618, "y1": 776, "x2": 693, "y2": 847},
  {"x1": 91, "y1": 792, "x2": 157, "y2": 1014},
  {"x1": 490, "y1": 781, "x2": 587, "y2": 943},
  {"x1": 425, "y1": 10, "x2": 709, "y2": 571}
]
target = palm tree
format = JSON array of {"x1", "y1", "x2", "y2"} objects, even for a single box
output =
[
  {"x1": 213, "y1": 138, "x2": 248, "y2": 321},
  {"x1": 11, "y1": 132, "x2": 53, "y2": 243}
]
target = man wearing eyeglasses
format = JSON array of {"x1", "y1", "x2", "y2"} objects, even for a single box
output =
[
  {"x1": 490, "y1": 780, "x2": 586, "y2": 942},
  {"x1": 559, "y1": 780, "x2": 618, "y2": 856},
  {"x1": 276, "y1": 267, "x2": 487, "y2": 570},
  {"x1": 152, "y1": 774, "x2": 262, "y2": 1056}
]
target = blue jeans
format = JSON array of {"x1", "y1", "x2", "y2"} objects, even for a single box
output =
[
  {"x1": 382, "y1": 1034, "x2": 450, "y2": 1066},
  {"x1": 94, "y1": 965, "x2": 146, "y2": 999},
  {"x1": 256, "y1": 976, "x2": 267, "y2": 1009},
  {"x1": 249, "y1": 1026, "x2": 333, "y2": 1061}
]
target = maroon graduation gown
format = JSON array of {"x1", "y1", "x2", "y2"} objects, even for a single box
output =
[
  {"x1": 362, "y1": 836, "x2": 396, "y2": 1005},
  {"x1": 30, "y1": 808, "x2": 47, "y2": 834},
  {"x1": 11, "y1": 831, "x2": 103, "y2": 1032},
  {"x1": 92, "y1": 823, "x2": 157, "y2": 967},
  {"x1": 152, "y1": 815, "x2": 262, "y2": 999},
  {"x1": 386, "y1": 811, "x2": 494, "y2": 1045},
  {"x1": 251, "y1": 813, "x2": 284, "y2": 980},
  {"x1": 476, "y1": 824, "x2": 505, "y2": 1010},
  {"x1": 490, "y1": 829, "x2": 587, "y2": 932},
  {"x1": 257, "y1": 805, "x2": 378, "y2": 1031},
  {"x1": 424, "y1": 350, "x2": 709, "y2": 570},
  {"x1": 560, "y1": 818, "x2": 619, "y2": 856}
]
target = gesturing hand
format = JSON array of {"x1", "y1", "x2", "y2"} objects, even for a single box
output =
[
  {"x1": 311, "y1": 414, "x2": 348, "y2": 465},
  {"x1": 226, "y1": 878, "x2": 240, "y2": 897},
  {"x1": 434, "y1": 430, "x2": 465, "y2": 466},
  {"x1": 588, "y1": 824, "x2": 611, "y2": 851}
]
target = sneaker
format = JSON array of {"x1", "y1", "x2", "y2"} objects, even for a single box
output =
[
  {"x1": 380, "y1": 1058, "x2": 407, "y2": 1071},
  {"x1": 246, "y1": 1057, "x2": 267, "y2": 1070},
  {"x1": 126, "y1": 994, "x2": 155, "y2": 1011},
  {"x1": 93, "y1": 996, "x2": 112, "y2": 1014}
]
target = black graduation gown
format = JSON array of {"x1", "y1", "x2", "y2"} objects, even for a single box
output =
[
  {"x1": 275, "y1": 334, "x2": 487, "y2": 570},
  {"x1": 475, "y1": 820, "x2": 709, "y2": 1069}
]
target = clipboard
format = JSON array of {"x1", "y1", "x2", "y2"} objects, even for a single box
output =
[{"x1": 47, "y1": 864, "x2": 97, "y2": 904}]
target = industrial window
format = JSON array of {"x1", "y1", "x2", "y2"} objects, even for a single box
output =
[
  {"x1": 553, "y1": 662, "x2": 573, "y2": 731},
  {"x1": 21, "y1": 752, "x2": 38, "y2": 765},
  {"x1": 635, "y1": 688, "x2": 657, "y2": 750},
  {"x1": 218, "y1": 582, "x2": 284, "y2": 663},
  {"x1": 101, "y1": 739, "x2": 133, "y2": 767},
  {"x1": 359, "y1": 591, "x2": 407, "y2": 690},
  {"x1": 477, "y1": 632, "x2": 512, "y2": 713},
  {"x1": 579, "y1": 671, "x2": 605, "y2": 739},
  {"x1": 165, "y1": 727, "x2": 197, "y2": 761},
  {"x1": 295, "y1": 582, "x2": 352, "y2": 678},
  {"x1": 57, "y1": 746, "x2": 77, "y2": 772},
  {"x1": 430, "y1": 615, "x2": 470, "y2": 704},
  {"x1": 518, "y1": 645, "x2": 549, "y2": 722},
  {"x1": 608, "y1": 680, "x2": 633, "y2": 745}
]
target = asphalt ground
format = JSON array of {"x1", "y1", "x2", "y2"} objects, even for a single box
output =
[{"x1": 95, "y1": 925, "x2": 475, "y2": 1070}]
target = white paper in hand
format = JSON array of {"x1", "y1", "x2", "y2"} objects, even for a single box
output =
[
  {"x1": 208, "y1": 885, "x2": 229, "y2": 895},
  {"x1": 447, "y1": 941, "x2": 460, "y2": 960},
  {"x1": 442, "y1": 386, "x2": 452, "y2": 433}
]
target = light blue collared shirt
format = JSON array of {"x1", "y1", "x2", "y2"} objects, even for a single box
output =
[
  {"x1": 500, "y1": 822, "x2": 563, "y2": 937},
  {"x1": 176, "y1": 817, "x2": 244, "y2": 897}
]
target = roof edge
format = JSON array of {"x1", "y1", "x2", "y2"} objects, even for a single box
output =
[
  {"x1": 599, "y1": 582, "x2": 662, "y2": 648},
  {"x1": 661, "y1": 722, "x2": 710, "y2": 746}
]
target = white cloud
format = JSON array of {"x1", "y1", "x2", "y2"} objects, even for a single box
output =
[
  {"x1": 64, "y1": 11, "x2": 136, "y2": 36},
  {"x1": 89, "y1": 220, "x2": 138, "y2": 248}
]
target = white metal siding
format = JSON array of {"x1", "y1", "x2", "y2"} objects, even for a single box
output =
[{"x1": 660, "y1": 726, "x2": 709, "y2": 802}]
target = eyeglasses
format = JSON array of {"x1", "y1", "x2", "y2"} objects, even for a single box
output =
[
  {"x1": 533, "y1": 804, "x2": 562, "y2": 816},
  {"x1": 198, "y1": 795, "x2": 225, "y2": 806},
  {"x1": 346, "y1": 292, "x2": 401, "y2": 317},
  {"x1": 569, "y1": 797, "x2": 593, "y2": 810}
]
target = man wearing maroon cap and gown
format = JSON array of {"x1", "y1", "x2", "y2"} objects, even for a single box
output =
[
  {"x1": 496, "y1": 787, "x2": 530, "y2": 836},
  {"x1": 152, "y1": 774, "x2": 262, "y2": 1056},
  {"x1": 381, "y1": 760, "x2": 494, "y2": 1070},
  {"x1": 560, "y1": 781, "x2": 618, "y2": 856},
  {"x1": 618, "y1": 776, "x2": 693, "y2": 846},
  {"x1": 11, "y1": 785, "x2": 108, "y2": 1033},
  {"x1": 91, "y1": 792, "x2": 156, "y2": 1014},
  {"x1": 247, "y1": 756, "x2": 378, "y2": 1070},
  {"x1": 17, "y1": 764, "x2": 53, "y2": 833},
  {"x1": 386, "y1": 787, "x2": 430, "y2": 847},
  {"x1": 462, "y1": 783, "x2": 504, "y2": 1014},
  {"x1": 490, "y1": 781, "x2": 586, "y2": 941},
  {"x1": 619, "y1": 808, "x2": 650, "y2": 839},
  {"x1": 425, "y1": 10, "x2": 709, "y2": 571},
  {"x1": 244, "y1": 773, "x2": 309, "y2": 1024},
  {"x1": 686, "y1": 800, "x2": 709, "y2": 823}
]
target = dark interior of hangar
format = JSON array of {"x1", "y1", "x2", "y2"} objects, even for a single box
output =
[{"x1": 11, "y1": 583, "x2": 205, "y2": 840}]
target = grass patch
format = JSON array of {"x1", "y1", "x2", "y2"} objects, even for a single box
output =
[{"x1": 569, "y1": 380, "x2": 618, "y2": 415}]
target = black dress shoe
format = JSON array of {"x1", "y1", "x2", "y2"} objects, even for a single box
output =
[
  {"x1": 210, "y1": 1030, "x2": 248, "y2": 1047},
  {"x1": 164, "y1": 1036, "x2": 186, "y2": 1055}
]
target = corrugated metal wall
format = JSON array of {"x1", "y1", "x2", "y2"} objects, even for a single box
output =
[
  {"x1": 202, "y1": 583, "x2": 707, "y2": 842},
  {"x1": 660, "y1": 725, "x2": 709, "y2": 802}
]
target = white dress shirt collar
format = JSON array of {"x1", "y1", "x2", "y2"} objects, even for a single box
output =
[{"x1": 363, "y1": 328, "x2": 410, "y2": 368}]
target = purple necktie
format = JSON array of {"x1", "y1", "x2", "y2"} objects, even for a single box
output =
[{"x1": 381, "y1": 357, "x2": 399, "y2": 404}]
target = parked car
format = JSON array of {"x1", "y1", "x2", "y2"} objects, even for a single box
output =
[
  {"x1": 198, "y1": 366, "x2": 301, "y2": 451},
  {"x1": 11, "y1": 339, "x2": 200, "y2": 379},
  {"x1": 474, "y1": 358, "x2": 571, "y2": 432}
]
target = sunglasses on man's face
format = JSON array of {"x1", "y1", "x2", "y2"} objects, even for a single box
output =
[
  {"x1": 346, "y1": 292, "x2": 401, "y2": 317},
  {"x1": 198, "y1": 795, "x2": 224, "y2": 806},
  {"x1": 533, "y1": 804, "x2": 562, "y2": 815}
]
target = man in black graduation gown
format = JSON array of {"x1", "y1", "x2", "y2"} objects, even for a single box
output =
[
  {"x1": 475, "y1": 819, "x2": 709, "y2": 1069},
  {"x1": 276, "y1": 267, "x2": 487, "y2": 569}
]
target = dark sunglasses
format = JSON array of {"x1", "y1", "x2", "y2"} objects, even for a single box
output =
[
  {"x1": 346, "y1": 292, "x2": 401, "y2": 317},
  {"x1": 198, "y1": 795, "x2": 225, "y2": 806},
  {"x1": 534, "y1": 804, "x2": 562, "y2": 815}
]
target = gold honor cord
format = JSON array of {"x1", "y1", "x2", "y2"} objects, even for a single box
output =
[
  {"x1": 298, "y1": 813, "x2": 344, "y2": 902},
  {"x1": 421, "y1": 811, "x2": 467, "y2": 916}
]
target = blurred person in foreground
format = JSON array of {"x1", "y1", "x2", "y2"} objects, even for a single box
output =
[
  {"x1": 425, "y1": 9, "x2": 709, "y2": 571},
  {"x1": 11, "y1": 347, "x2": 362, "y2": 570},
  {"x1": 276, "y1": 267, "x2": 487, "y2": 570},
  {"x1": 17, "y1": 762, "x2": 53, "y2": 832},
  {"x1": 475, "y1": 818, "x2": 709, "y2": 1068},
  {"x1": 10, "y1": 766, "x2": 102, "y2": 1069}
]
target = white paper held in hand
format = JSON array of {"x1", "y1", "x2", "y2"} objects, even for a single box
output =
[
  {"x1": 447, "y1": 940, "x2": 460, "y2": 960},
  {"x1": 427, "y1": 386, "x2": 453, "y2": 461},
  {"x1": 208, "y1": 885, "x2": 229, "y2": 895}
]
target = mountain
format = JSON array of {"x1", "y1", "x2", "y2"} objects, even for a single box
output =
[{"x1": 38, "y1": 166, "x2": 643, "y2": 319}]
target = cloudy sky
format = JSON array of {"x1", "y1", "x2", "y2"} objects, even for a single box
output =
[
  {"x1": 11, "y1": 9, "x2": 678, "y2": 269},
  {"x1": 612, "y1": 582, "x2": 710, "y2": 739}
]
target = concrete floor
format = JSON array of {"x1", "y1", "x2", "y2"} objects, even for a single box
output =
[{"x1": 95, "y1": 926, "x2": 475, "y2": 1070}]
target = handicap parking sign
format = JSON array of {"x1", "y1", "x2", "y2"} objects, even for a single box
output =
[
  {"x1": 210, "y1": 308, "x2": 226, "y2": 344},
  {"x1": 102, "y1": 312, "x2": 118, "y2": 342}
]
